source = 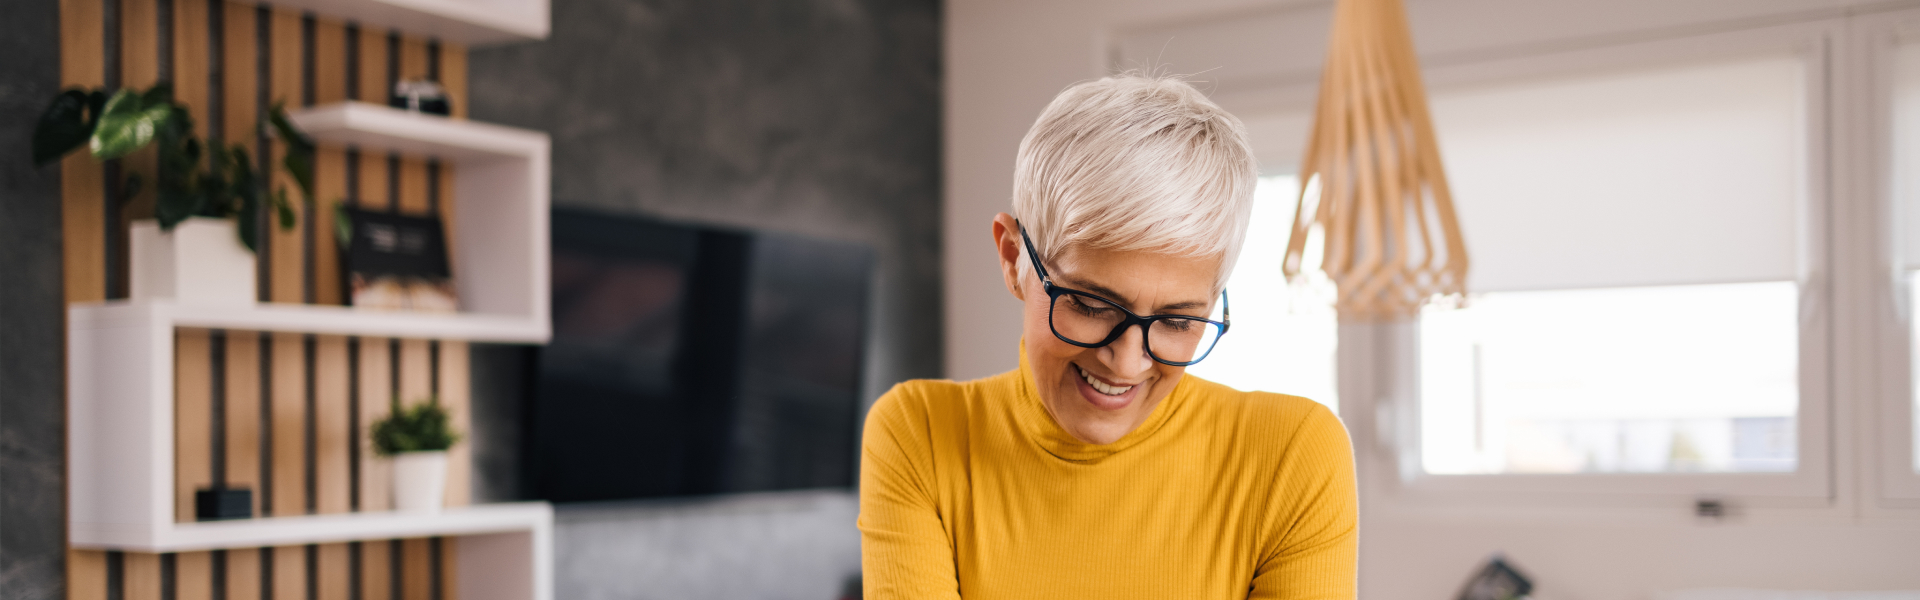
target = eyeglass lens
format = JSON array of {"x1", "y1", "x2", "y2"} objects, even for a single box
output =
[{"x1": 1050, "y1": 292, "x2": 1223, "y2": 364}]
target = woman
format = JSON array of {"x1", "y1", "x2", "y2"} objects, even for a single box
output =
[{"x1": 859, "y1": 74, "x2": 1357, "y2": 599}]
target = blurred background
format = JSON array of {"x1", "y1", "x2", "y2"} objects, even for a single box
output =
[{"x1": 5, "y1": 0, "x2": 1920, "y2": 599}]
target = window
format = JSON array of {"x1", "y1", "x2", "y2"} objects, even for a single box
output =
[
  {"x1": 1420, "y1": 282, "x2": 1798, "y2": 475},
  {"x1": 1188, "y1": 175, "x2": 1339, "y2": 411},
  {"x1": 1896, "y1": 39, "x2": 1920, "y2": 481},
  {"x1": 1409, "y1": 52, "x2": 1818, "y2": 485}
]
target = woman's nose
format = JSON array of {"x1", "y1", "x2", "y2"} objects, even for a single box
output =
[{"x1": 1099, "y1": 323, "x2": 1154, "y2": 379}]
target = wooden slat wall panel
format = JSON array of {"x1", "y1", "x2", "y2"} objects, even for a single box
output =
[
  {"x1": 177, "y1": 551, "x2": 213, "y2": 600},
  {"x1": 59, "y1": 0, "x2": 106, "y2": 305},
  {"x1": 120, "y1": 0, "x2": 161, "y2": 245},
  {"x1": 439, "y1": 42, "x2": 466, "y2": 119},
  {"x1": 362, "y1": 540, "x2": 394, "y2": 600},
  {"x1": 357, "y1": 337, "x2": 393, "y2": 512},
  {"x1": 440, "y1": 341, "x2": 470, "y2": 507},
  {"x1": 313, "y1": 18, "x2": 348, "y2": 305},
  {"x1": 124, "y1": 552, "x2": 162, "y2": 600},
  {"x1": 225, "y1": 332, "x2": 262, "y2": 518},
  {"x1": 176, "y1": 329, "x2": 214, "y2": 523},
  {"x1": 227, "y1": 548, "x2": 262, "y2": 600},
  {"x1": 402, "y1": 538, "x2": 433, "y2": 600},
  {"x1": 269, "y1": 332, "x2": 304, "y2": 518},
  {"x1": 268, "y1": 8, "x2": 303, "y2": 304},
  {"x1": 61, "y1": 1, "x2": 476, "y2": 597},
  {"x1": 316, "y1": 335, "x2": 352, "y2": 514}
]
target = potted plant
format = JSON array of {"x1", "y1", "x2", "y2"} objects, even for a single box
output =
[
  {"x1": 370, "y1": 397, "x2": 462, "y2": 512},
  {"x1": 31, "y1": 83, "x2": 313, "y2": 305}
]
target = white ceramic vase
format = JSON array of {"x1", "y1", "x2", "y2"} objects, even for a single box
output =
[
  {"x1": 130, "y1": 217, "x2": 256, "y2": 306},
  {"x1": 391, "y1": 450, "x2": 449, "y2": 512}
]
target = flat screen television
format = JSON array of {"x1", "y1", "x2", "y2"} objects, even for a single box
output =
[{"x1": 527, "y1": 208, "x2": 872, "y2": 502}]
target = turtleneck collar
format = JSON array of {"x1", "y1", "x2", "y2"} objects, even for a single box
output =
[{"x1": 1010, "y1": 340, "x2": 1191, "y2": 462}]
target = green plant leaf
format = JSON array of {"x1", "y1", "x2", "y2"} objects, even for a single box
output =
[
  {"x1": 90, "y1": 89, "x2": 173, "y2": 160},
  {"x1": 33, "y1": 89, "x2": 97, "y2": 165},
  {"x1": 273, "y1": 188, "x2": 296, "y2": 230},
  {"x1": 369, "y1": 398, "x2": 462, "y2": 456},
  {"x1": 120, "y1": 171, "x2": 144, "y2": 205},
  {"x1": 333, "y1": 201, "x2": 354, "y2": 247}
]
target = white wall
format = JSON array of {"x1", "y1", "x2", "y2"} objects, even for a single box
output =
[{"x1": 944, "y1": 0, "x2": 1920, "y2": 597}]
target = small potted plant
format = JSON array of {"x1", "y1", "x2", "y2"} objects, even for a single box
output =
[
  {"x1": 370, "y1": 397, "x2": 461, "y2": 512},
  {"x1": 31, "y1": 83, "x2": 311, "y2": 305}
]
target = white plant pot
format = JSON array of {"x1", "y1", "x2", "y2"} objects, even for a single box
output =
[
  {"x1": 130, "y1": 218, "x2": 256, "y2": 306},
  {"x1": 391, "y1": 450, "x2": 449, "y2": 513}
]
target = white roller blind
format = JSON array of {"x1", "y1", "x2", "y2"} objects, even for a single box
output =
[
  {"x1": 1430, "y1": 56, "x2": 1806, "y2": 292},
  {"x1": 1896, "y1": 43, "x2": 1920, "y2": 269}
]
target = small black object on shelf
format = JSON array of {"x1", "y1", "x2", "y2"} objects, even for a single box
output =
[
  {"x1": 389, "y1": 79, "x2": 452, "y2": 116},
  {"x1": 194, "y1": 487, "x2": 253, "y2": 521}
]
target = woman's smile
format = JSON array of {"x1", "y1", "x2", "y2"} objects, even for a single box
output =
[{"x1": 1071, "y1": 363, "x2": 1143, "y2": 411}]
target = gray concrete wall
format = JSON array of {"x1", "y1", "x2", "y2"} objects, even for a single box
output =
[
  {"x1": 0, "y1": 0, "x2": 70, "y2": 597},
  {"x1": 468, "y1": 0, "x2": 941, "y2": 597}
]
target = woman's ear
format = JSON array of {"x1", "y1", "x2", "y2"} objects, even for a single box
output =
[{"x1": 991, "y1": 212, "x2": 1026, "y2": 301}]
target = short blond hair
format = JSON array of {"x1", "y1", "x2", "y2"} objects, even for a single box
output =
[{"x1": 1013, "y1": 73, "x2": 1258, "y2": 292}]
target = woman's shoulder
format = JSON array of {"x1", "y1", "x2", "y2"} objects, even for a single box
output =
[
  {"x1": 1179, "y1": 375, "x2": 1351, "y2": 458},
  {"x1": 865, "y1": 372, "x2": 1011, "y2": 436}
]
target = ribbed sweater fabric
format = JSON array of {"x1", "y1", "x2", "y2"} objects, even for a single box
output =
[{"x1": 858, "y1": 344, "x2": 1358, "y2": 599}]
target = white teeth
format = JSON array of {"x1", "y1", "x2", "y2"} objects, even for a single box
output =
[{"x1": 1078, "y1": 366, "x2": 1133, "y2": 396}]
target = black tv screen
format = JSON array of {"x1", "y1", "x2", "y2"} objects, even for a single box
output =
[{"x1": 529, "y1": 208, "x2": 872, "y2": 502}]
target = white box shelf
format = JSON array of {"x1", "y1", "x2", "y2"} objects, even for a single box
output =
[
  {"x1": 68, "y1": 101, "x2": 555, "y2": 599},
  {"x1": 289, "y1": 102, "x2": 551, "y2": 343},
  {"x1": 266, "y1": 0, "x2": 548, "y2": 45},
  {"x1": 74, "y1": 505, "x2": 552, "y2": 600}
]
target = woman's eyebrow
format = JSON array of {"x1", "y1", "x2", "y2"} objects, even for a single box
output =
[{"x1": 1060, "y1": 275, "x2": 1209, "y2": 313}]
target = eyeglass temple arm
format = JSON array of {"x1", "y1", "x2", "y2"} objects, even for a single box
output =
[{"x1": 1016, "y1": 221, "x2": 1052, "y2": 282}]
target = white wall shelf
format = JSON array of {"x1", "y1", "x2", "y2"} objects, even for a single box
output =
[
  {"x1": 266, "y1": 0, "x2": 547, "y2": 45},
  {"x1": 289, "y1": 102, "x2": 551, "y2": 342},
  {"x1": 71, "y1": 502, "x2": 550, "y2": 552},
  {"x1": 71, "y1": 300, "x2": 546, "y2": 343}
]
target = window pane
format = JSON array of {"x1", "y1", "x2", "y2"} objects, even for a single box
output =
[
  {"x1": 1912, "y1": 273, "x2": 1920, "y2": 474},
  {"x1": 1188, "y1": 175, "x2": 1338, "y2": 411},
  {"x1": 1419, "y1": 282, "x2": 1798, "y2": 474}
]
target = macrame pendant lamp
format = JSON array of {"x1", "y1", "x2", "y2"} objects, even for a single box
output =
[{"x1": 1284, "y1": 0, "x2": 1469, "y2": 320}]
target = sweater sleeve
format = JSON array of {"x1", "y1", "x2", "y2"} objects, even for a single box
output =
[
  {"x1": 1248, "y1": 403, "x2": 1359, "y2": 600},
  {"x1": 858, "y1": 384, "x2": 963, "y2": 600}
]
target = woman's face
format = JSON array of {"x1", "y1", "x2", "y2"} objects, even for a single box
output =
[{"x1": 992, "y1": 213, "x2": 1223, "y2": 445}]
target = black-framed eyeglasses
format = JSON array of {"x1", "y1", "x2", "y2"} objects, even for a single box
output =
[{"x1": 1018, "y1": 221, "x2": 1230, "y2": 367}]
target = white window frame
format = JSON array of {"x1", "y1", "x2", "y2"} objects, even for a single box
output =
[
  {"x1": 1860, "y1": 8, "x2": 1920, "y2": 506},
  {"x1": 1342, "y1": 20, "x2": 1840, "y2": 507}
]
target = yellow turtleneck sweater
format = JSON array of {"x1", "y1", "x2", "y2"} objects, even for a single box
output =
[{"x1": 858, "y1": 346, "x2": 1357, "y2": 599}]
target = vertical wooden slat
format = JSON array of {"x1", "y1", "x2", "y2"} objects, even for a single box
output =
[
  {"x1": 124, "y1": 552, "x2": 163, "y2": 600},
  {"x1": 272, "y1": 545, "x2": 304, "y2": 600},
  {"x1": 171, "y1": 0, "x2": 208, "y2": 127},
  {"x1": 177, "y1": 329, "x2": 215, "y2": 522},
  {"x1": 176, "y1": 551, "x2": 213, "y2": 600},
  {"x1": 438, "y1": 341, "x2": 469, "y2": 507},
  {"x1": 439, "y1": 542, "x2": 458, "y2": 600},
  {"x1": 270, "y1": 332, "x2": 304, "y2": 517},
  {"x1": 226, "y1": 548, "x2": 261, "y2": 600},
  {"x1": 357, "y1": 338, "x2": 392, "y2": 511},
  {"x1": 396, "y1": 35, "x2": 427, "y2": 83},
  {"x1": 225, "y1": 332, "x2": 261, "y2": 517},
  {"x1": 397, "y1": 159, "x2": 429, "y2": 215},
  {"x1": 120, "y1": 0, "x2": 162, "y2": 231},
  {"x1": 316, "y1": 335, "x2": 351, "y2": 513},
  {"x1": 268, "y1": 8, "x2": 304, "y2": 304},
  {"x1": 401, "y1": 538, "x2": 432, "y2": 600},
  {"x1": 360, "y1": 540, "x2": 391, "y2": 600},
  {"x1": 355, "y1": 25, "x2": 385, "y2": 104},
  {"x1": 313, "y1": 18, "x2": 348, "y2": 304},
  {"x1": 317, "y1": 543, "x2": 352, "y2": 600},
  {"x1": 438, "y1": 42, "x2": 465, "y2": 119},
  {"x1": 397, "y1": 338, "x2": 431, "y2": 403},
  {"x1": 220, "y1": 0, "x2": 254, "y2": 149},
  {"x1": 69, "y1": 550, "x2": 108, "y2": 600},
  {"x1": 61, "y1": 0, "x2": 108, "y2": 305}
]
